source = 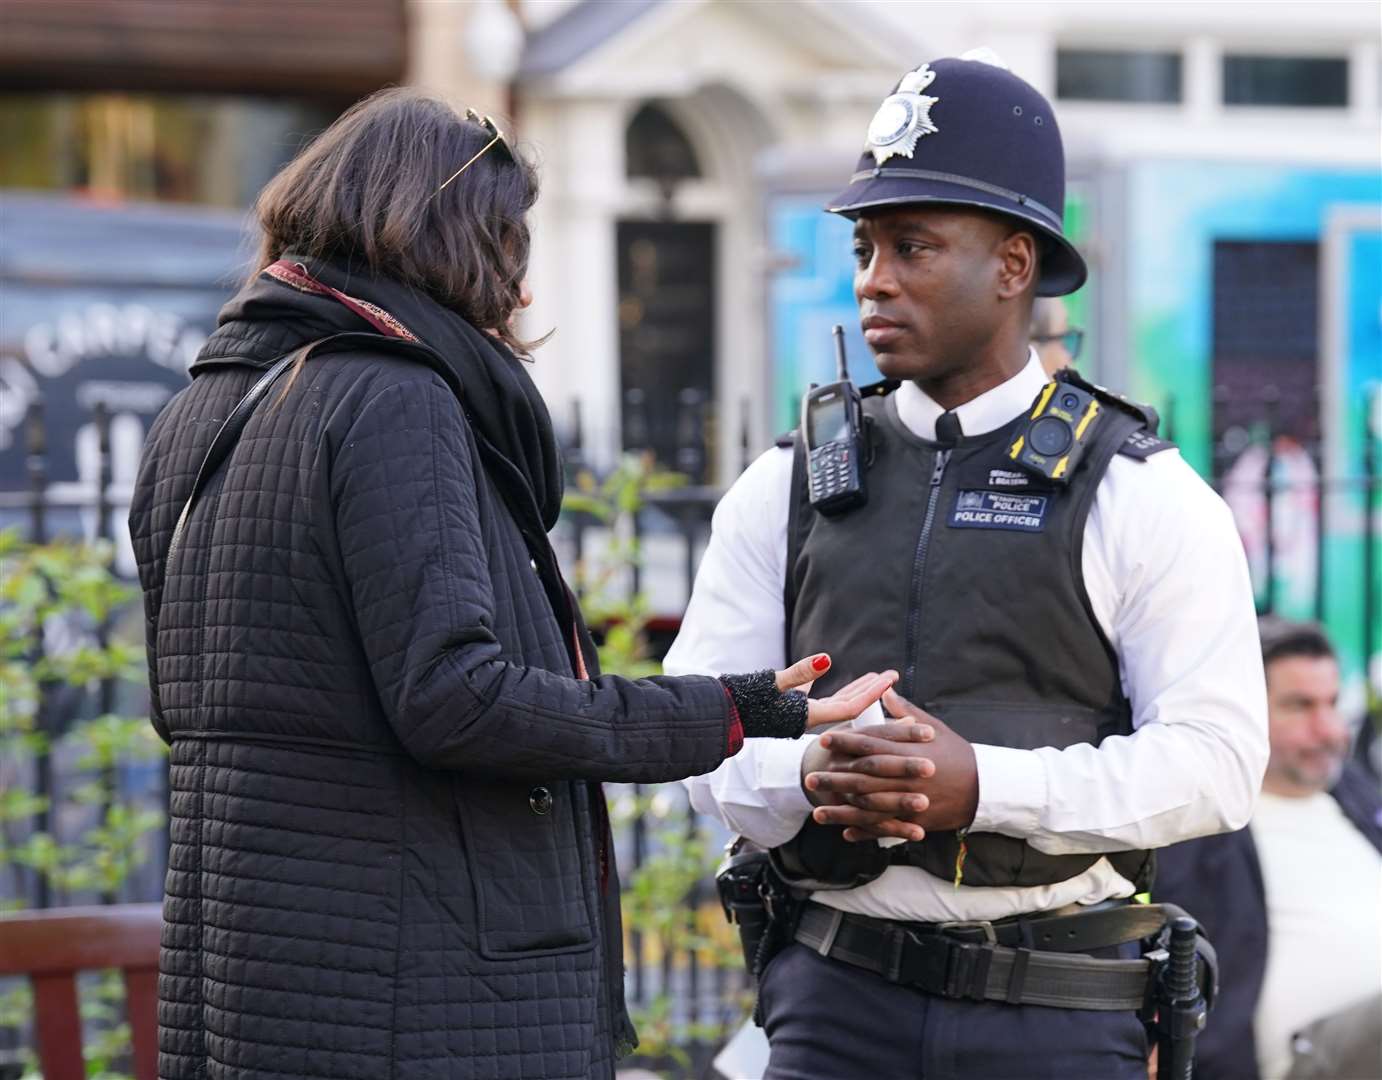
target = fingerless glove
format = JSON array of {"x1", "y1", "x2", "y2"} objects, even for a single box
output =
[{"x1": 717, "y1": 669, "x2": 808, "y2": 740}]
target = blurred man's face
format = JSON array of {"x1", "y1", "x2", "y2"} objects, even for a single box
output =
[
  {"x1": 1263, "y1": 654, "x2": 1348, "y2": 797},
  {"x1": 1033, "y1": 299, "x2": 1073, "y2": 376}
]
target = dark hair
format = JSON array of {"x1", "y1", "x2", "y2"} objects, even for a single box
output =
[
  {"x1": 252, "y1": 87, "x2": 542, "y2": 356},
  {"x1": 1258, "y1": 616, "x2": 1336, "y2": 668}
]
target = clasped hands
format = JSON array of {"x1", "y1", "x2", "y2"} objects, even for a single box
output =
[{"x1": 775, "y1": 655, "x2": 979, "y2": 844}]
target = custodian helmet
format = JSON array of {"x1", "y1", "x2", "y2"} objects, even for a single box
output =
[{"x1": 827, "y1": 55, "x2": 1087, "y2": 296}]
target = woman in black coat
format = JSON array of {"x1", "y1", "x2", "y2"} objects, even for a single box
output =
[{"x1": 129, "y1": 89, "x2": 894, "y2": 1080}]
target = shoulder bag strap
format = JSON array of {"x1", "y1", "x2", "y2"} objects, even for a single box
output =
[{"x1": 148, "y1": 337, "x2": 326, "y2": 726}]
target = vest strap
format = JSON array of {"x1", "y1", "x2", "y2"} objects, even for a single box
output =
[{"x1": 1119, "y1": 428, "x2": 1176, "y2": 461}]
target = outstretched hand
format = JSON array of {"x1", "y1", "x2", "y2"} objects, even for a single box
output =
[{"x1": 773, "y1": 655, "x2": 899, "y2": 731}]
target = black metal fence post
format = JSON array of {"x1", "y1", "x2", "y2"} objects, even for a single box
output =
[
  {"x1": 624, "y1": 388, "x2": 650, "y2": 456},
  {"x1": 683, "y1": 800, "x2": 701, "y2": 1037},
  {"x1": 25, "y1": 401, "x2": 47, "y2": 545},
  {"x1": 567, "y1": 400, "x2": 586, "y2": 598},
  {"x1": 25, "y1": 401, "x2": 53, "y2": 909},
  {"x1": 739, "y1": 395, "x2": 753, "y2": 475},
  {"x1": 93, "y1": 403, "x2": 121, "y2": 905},
  {"x1": 1210, "y1": 383, "x2": 1232, "y2": 492},
  {"x1": 675, "y1": 389, "x2": 706, "y2": 485},
  {"x1": 1261, "y1": 386, "x2": 1280, "y2": 615},
  {"x1": 624, "y1": 390, "x2": 650, "y2": 598},
  {"x1": 1311, "y1": 386, "x2": 1327, "y2": 623},
  {"x1": 630, "y1": 784, "x2": 647, "y2": 1006}
]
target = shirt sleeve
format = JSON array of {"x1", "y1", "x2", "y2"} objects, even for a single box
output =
[
  {"x1": 668, "y1": 446, "x2": 817, "y2": 847},
  {"x1": 970, "y1": 449, "x2": 1269, "y2": 854}
]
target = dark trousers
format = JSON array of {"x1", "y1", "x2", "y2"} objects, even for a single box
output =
[{"x1": 759, "y1": 943, "x2": 1150, "y2": 1080}]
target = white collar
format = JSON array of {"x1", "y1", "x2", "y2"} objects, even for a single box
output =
[{"x1": 894, "y1": 349, "x2": 1048, "y2": 441}]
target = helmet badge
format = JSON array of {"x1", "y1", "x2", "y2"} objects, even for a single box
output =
[{"x1": 866, "y1": 63, "x2": 940, "y2": 166}]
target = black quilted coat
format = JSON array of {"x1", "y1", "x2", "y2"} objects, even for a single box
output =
[{"x1": 129, "y1": 264, "x2": 738, "y2": 1079}]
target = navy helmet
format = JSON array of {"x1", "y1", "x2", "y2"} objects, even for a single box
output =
[{"x1": 827, "y1": 55, "x2": 1087, "y2": 297}]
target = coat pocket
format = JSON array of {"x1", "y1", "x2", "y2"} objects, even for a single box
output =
[{"x1": 454, "y1": 777, "x2": 596, "y2": 959}]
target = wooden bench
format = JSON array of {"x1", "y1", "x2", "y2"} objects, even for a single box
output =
[{"x1": 0, "y1": 904, "x2": 161, "y2": 1080}]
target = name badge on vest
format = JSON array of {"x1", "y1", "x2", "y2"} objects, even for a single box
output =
[
  {"x1": 987, "y1": 468, "x2": 1036, "y2": 489},
  {"x1": 949, "y1": 489, "x2": 1048, "y2": 532}
]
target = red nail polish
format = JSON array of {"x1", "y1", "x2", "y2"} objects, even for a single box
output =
[{"x1": 811, "y1": 655, "x2": 830, "y2": 672}]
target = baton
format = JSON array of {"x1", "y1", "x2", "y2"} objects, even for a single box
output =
[{"x1": 1157, "y1": 916, "x2": 1206, "y2": 1080}]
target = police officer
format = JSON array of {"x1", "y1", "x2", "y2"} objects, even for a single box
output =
[{"x1": 669, "y1": 54, "x2": 1268, "y2": 1079}]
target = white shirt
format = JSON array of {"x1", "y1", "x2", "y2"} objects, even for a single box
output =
[
  {"x1": 669, "y1": 353, "x2": 1269, "y2": 922},
  {"x1": 1250, "y1": 791, "x2": 1382, "y2": 1080}
]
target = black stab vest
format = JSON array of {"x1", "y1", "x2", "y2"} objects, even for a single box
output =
[{"x1": 777, "y1": 379, "x2": 1167, "y2": 892}]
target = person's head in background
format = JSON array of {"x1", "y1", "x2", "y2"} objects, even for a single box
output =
[
  {"x1": 1258, "y1": 616, "x2": 1349, "y2": 798},
  {"x1": 1030, "y1": 296, "x2": 1075, "y2": 376}
]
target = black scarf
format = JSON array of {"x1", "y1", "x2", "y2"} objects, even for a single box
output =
[{"x1": 196, "y1": 255, "x2": 565, "y2": 531}]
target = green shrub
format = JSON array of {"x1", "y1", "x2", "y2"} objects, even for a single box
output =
[{"x1": 0, "y1": 529, "x2": 165, "y2": 1079}]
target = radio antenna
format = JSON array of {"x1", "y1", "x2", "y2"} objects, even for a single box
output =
[{"x1": 832, "y1": 324, "x2": 850, "y2": 382}]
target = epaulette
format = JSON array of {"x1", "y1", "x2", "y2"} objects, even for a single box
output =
[
  {"x1": 1118, "y1": 428, "x2": 1175, "y2": 460},
  {"x1": 859, "y1": 377, "x2": 901, "y2": 399},
  {"x1": 1056, "y1": 368, "x2": 1159, "y2": 431},
  {"x1": 1055, "y1": 368, "x2": 1174, "y2": 460}
]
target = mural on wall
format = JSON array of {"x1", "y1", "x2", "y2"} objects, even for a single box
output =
[
  {"x1": 1055, "y1": 183, "x2": 1095, "y2": 377},
  {"x1": 1124, "y1": 161, "x2": 1382, "y2": 697}
]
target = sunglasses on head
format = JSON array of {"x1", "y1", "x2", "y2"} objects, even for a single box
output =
[{"x1": 434, "y1": 109, "x2": 512, "y2": 196}]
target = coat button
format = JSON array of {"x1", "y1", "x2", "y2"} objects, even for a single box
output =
[{"x1": 529, "y1": 786, "x2": 553, "y2": 815}]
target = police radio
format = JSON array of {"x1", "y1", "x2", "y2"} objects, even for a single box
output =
[{"x1": 802, "y1": 325, "x2": 868, "y2": 515}]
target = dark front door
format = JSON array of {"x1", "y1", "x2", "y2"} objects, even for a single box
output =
[{"x1": 617, "y1": 220, "x2": 716, "y2": 479}]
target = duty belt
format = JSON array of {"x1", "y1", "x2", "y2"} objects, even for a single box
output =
[{"x1": 793, "y1": 900, "x2": 1170, "y2": 1011}]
